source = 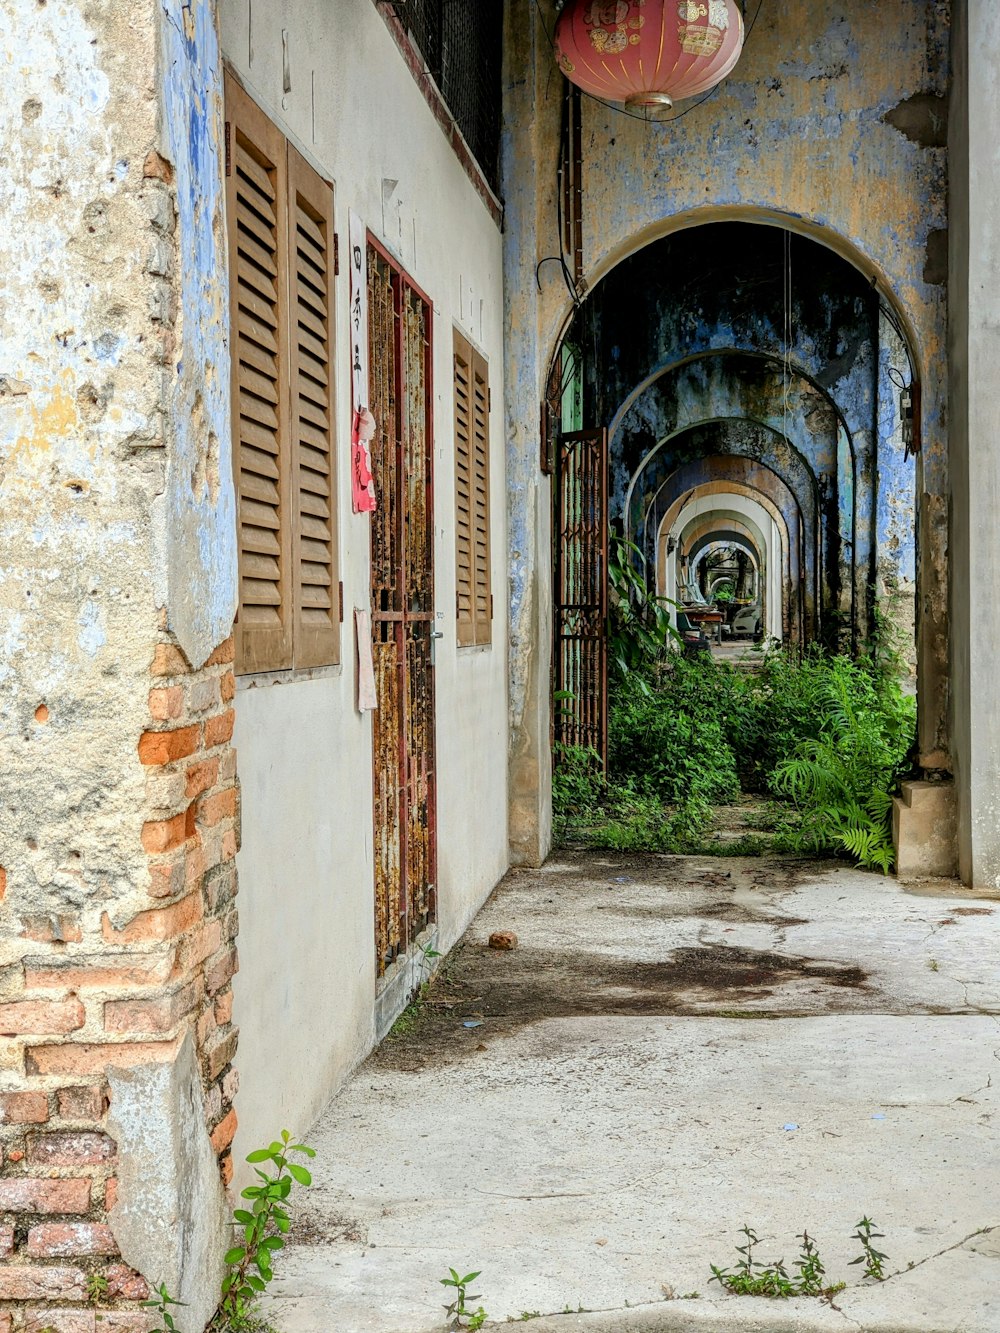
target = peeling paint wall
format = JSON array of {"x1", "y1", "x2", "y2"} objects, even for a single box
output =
[
  {"x1": 1, "y1": 1, "x2": 238, "y2": 1325},
  {"x1": 156, "y1": 0, "x2": 238, "y2": 669}
]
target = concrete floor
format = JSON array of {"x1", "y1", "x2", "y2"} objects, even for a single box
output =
[{"x1": 266, "y1": 854, "x2": 1000, "y2": 1333}]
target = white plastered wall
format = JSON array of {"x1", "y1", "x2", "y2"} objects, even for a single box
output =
[{"x1": 219, "y1": 0, "x2": 509, "y2": 1162}]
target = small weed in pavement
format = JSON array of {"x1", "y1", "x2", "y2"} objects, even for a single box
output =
[
  {"x1": 441, "y1": 1268, "x2": 487, "y2": 1329},
  {"x1": 850, "y1": 1216, "x2": 889, "y2": 1281},
  {"x1": 710, "y1": 1223, "x2": 851, "y2": 1299}
]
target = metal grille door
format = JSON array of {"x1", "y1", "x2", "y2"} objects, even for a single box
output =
[
  {"x1": 368, "y1": 241, "x2": 437, "y2": 977},
  {"x1": 554, "y1": 428, "x2": 608, "y2": 766}
]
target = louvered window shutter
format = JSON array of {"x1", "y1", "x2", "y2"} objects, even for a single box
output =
[
  {"x1": 471, "y1": 349, "x2": 492, "y2": 645},
  {"x1": 453, "y1": 333, "x2": 476, "y2": 647},
  {"x1": 287, "y1": 146, "x2": 340, "y2": 668},
  {"x1": 226, "y1": 73, "x2": 293, "y2": 673}
]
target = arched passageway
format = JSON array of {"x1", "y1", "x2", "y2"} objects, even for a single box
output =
[{"x1": 549, "y1": 218, "x2": 921, "y2": 767}]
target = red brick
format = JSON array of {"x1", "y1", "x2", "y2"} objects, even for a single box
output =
[
  {"x1": 20, "y1": 916, "x2": 82, "y2": 943},
  {"x1": 26, "y1": 1037, "x2": 181, "y2": 1078},
  {"x1": 25, "y1": 1312, "x2": 97, "y2": 1333},
  {"x1": 220, "y1": 669, "x2": 235, "y2": 702},
  {"x1": 204, "y1": 863, "x2": 236, "y2": 912},
  {"x1": 0, "y1": 1225, "x2": 13, "y2": 1259},
  {"x1": 222, "y1": 1065, "x2": 239, "y2": 1104},
  {"x1": 0, "y1": 998, "x2": 85, "y2": 1036},
  {"x1": 206, "y1": 636, "x2": 235, "y2": 666},
  {"x1": 221, "y1": 1153, "x2": 234, "y2": 1186},
  {"x1": 210, "y1": 1107, "x2": 238, "y2": 1154},
  {"x1": 0, "y1": 1310, "x2": 9, "y2": 1333},
  {"x1": 204, "y1": 709, "x2": 235, "y2": 748},
  {"x1": 214, "y1": 989, "x2": 234, "y2": 1025},
  {"x1": 57, "y1": 1085, "x2": 106, "y2": 1120},
  {"x1": 137, "y1": 725, "x2": 200, "y2": 766},
  {"x1": 140, "y1": 810, "x2": 188, "y2": 853},
  {"x1": 148, "y1": 685, "x2": 183, "y2": 721},
  {"x1": 188, "y1": 677, "x2": 220, "y2": 713},
  {"x1": 205, "y1": 947, "x2": 238, "y2": 996},
  {"x1": 184, "y1": 838, "x2": 207, "y2": 889},
  {"x1": 0, "y1": 1266, "x2": 87, "y2": 1301},
  {"x1": 185, "y1": 757, "x2": 219, "y2": 800},
  {"x1": 106, "y1": 1263, "x2": 149, "y2": 1301},
  {"x1": 0, "y1": 1178, "x2": 90, "y2": 1213},
  {"x1": 183, "y1": 918, "x2": 222, "y2": 971},
  {"x1": 0, "y1": 1090, "x2": 49, "y2": 1124},
  {"x1": 102, "y1": 892, "x2": 201, "y2": 945},
  {"x1": 104, "y1": 982, "x2": 198, "y2": 1035},
  {"x1": 105, "y1": 1176, "x2": 118, "y2": 1211},
  {"x1": 222, "y1": 828, "x2": 237, "y2": 861},
  {"x1": 0, "y1": 865, "x2": 6, "y2": 899},
  {"x1": 147, "y1": 855, "x2": 186, "y2": 899},
  {"x1": 27, "y1": 1222, "x2": 120, "y2": 1258},
  {"x1": 27, "y1": 1131, "x2": 115, "y2": 1166},
  {"x1": 150, "y1": 642, "x2": 190, "y2": 676},
  {"x1": 196, "y1": 1005, "x2": 217, "y2": 1049},
  {"x1": 199, "y1": 786, "x2": 237, "y2": 828},
  {"x1": 24, "y1": 955, "x2": 176, "y2": 990},
  {"x1": 205, "y1": 1027, "x2": 239, "y2": 1081}
]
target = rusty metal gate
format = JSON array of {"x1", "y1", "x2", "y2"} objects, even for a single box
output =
[
  {"x1": 367, "y1": 239, "x2": 437, "y2": 977},
  {"x1": 554, "y1": 428, "x2": 609, "y2": 767}
]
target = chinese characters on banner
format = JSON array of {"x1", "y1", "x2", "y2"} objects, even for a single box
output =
[{"x1": 349, "y1": 210, "x2": 376, "y2": 513}]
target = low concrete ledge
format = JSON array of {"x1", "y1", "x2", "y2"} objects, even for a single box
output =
[{"x1": 893, "y1": 779, "x2": 957, "y2": 879}]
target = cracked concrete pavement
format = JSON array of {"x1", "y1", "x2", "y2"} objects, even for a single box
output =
[{"x1": 264, "y1": 854, "x2": 1000, "y2": 1332}]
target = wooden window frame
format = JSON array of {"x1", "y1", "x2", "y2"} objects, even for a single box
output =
[
  {"x1": 225, "y1": 70, "x2": 340, "y2": 675},
  {"x1": 453, "y1": 328, "x2": 492, "y2": 648}
]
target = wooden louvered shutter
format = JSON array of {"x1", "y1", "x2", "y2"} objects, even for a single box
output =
[
  {"x1": 287, "y1": 146, "x2": 339, "y2": 668},
  {"x1": 470, "y1": 349, "x2": 492, "y2": 645},
  {"x1": 226, "y1": 73, "x2": 292, "y2": 673},
  {"x1": 453, "y1": 333, "x2": 475, "y2": 646}
]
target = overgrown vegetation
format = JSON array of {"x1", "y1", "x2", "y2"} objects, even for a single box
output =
[
  {"x1": 710, "y1": 1219, "x2": 887, "y2": 1300},
  {"x1": 555, "y1": 542, "x2": 916, "y2": 870}
]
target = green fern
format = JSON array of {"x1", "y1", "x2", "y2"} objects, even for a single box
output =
[{"x1": 770, "y1": 655, "x2": 914, "y2": 872}]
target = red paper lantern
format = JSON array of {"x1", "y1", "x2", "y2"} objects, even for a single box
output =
[{"x1": 554, "y1": 0, "x2": 745, "y2": 115}]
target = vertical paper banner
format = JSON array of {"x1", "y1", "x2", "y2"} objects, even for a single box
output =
[
  {"x1": 355, "y1": 607, "x2": 378, "y2": 712},
  {"x1": 349, "y1": 210, "x2": 376, "y2": 513}
]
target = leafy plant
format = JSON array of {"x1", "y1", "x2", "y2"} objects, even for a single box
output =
[
  {"x1": 440, "y1": 1268, "x2": 487, "y2": 1329},
  {"x1": 709, "y1": 1225, "x2": 797, "y2": 1298},
  {"x1": 794, "y1": 1231, "x2": 829, "y2": 1296},
  {"x1": 207, "y1": 1131, "x2": 315, "y2": 1332},
  {"x1": 850, "y1": 1216, "x2": 889, "y2": 1281},
  {"x1": 86, "y1": 1272, "x2": 109, "y2": 1306},
  {"x1": 771, "y1": 655, "x2": 914, "y2": 871},
  {"x1": 710, "y1": 1225, "x2": 848, "y2": 1300},
  {"x1": 607, "y1": 536, "x2": 676, "y2": 689},
  {"x1": 143, "y1": 1282, "x2": 186, "y2": 1333}
]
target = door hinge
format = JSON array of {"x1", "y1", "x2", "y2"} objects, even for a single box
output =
[
  {"x1": 456, "y1": 589, "x2": 461, "y2": 618},
  {"x1": 490, "y1": 593, "x2": 494, "y2": 619},
  {"x1": 224, "y1": 121, "x2": 232, "y2": 178},
  {"x1": 338, "y1": 580, "x2": 344, "y2": 623},
  {"x1": 487, "y1": 386, "x2": 492, "y2": 413},
  {"x1": 333, "y1": 232, "x2": 340, "y2": 277}
]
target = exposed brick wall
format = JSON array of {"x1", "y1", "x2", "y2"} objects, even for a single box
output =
[{"x1": 0, "y1": 636, "x2": 240, "y2": 1332}]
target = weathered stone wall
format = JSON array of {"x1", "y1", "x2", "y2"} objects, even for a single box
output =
[{"x1": 0, "y1": 1, "x2": 237, "y2": 1327}]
